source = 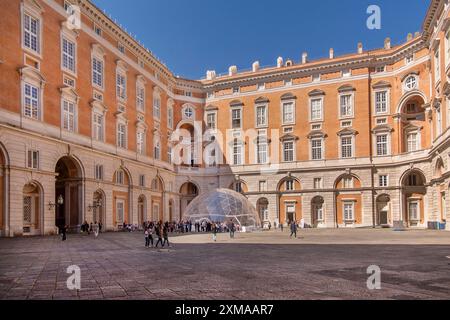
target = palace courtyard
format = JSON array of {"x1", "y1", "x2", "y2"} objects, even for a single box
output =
[{"x1": 0, "y1": 229, "x2": 449, "y2": 300}]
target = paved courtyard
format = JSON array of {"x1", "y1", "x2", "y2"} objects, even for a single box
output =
[{"x1": 0, "y1": 229, "x2": 449, "y2": 300}]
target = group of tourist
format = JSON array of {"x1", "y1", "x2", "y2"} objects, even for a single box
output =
[
  {"x1": 81, "y1": 221, "x2": 102, "y2": 238},
  {"x1": 143, "y1": 221, "x2": 171, "y2": 248}
]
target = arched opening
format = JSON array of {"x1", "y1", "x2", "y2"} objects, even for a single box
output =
[
  {"x1": 22, "y1": 182, "x2": 43, "y2": 236},
  {"x1": 401, "y1": 170, "x2": 426, "y2": 227},
  {"x1": 256, "y1": 198, "x2": 269, "y2": 228},
  {"x1": 399, "y1": 95, "x2": 426, "y2": 154},
  {"x1": 229, "y1": 180, "x2": 248, "y2": 193},
  {"x1": 376, "y1": 194, "x2": 391, "y2": 226},
  {"x1": 92, "y1": 190, "x2": 105, "y2": 226},
  {"x1": 311, "y1": 196, "x2": 324, "y2": 227},
  {"x1": 180, "y1": 182, "x2": 199, "y2": 218},
  {"x1": 0, "y1": 147, "x2": 5, "y2": 235},
  {"x1": 277, "y1": 177, "x2": 302, "y2": 226},
  {"x1": 335, "y1": 174, "x2": 362, "y2": 227},
  {"x1": 113, "y1": 168, "x2": 131, "y2": 228},
  {"x1": 55, "y1": 156, "x2": 83, "y2": 229},
  {"x1": 178, "y1": 123, "x2": 197, "y2": 167},
  {"x1": 138, "y1": 195, "x2": 146, "y2": 226}
]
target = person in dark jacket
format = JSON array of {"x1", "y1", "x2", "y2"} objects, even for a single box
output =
[
  {"x1": 61, "y1": 225, "x2": 67, "y2": 241},
  {"x1": 155, "y1": 224, "x2": 164, "y2": 248},
  {"x1": 290, "y1": 221, "x2": 298, "y2": 238},
  {"x1": 162, "y1": 223, "x2": 170, "y2": 247}
]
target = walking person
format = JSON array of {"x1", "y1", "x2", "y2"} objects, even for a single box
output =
[
  {"x1": 162, "y1": 223, "x2": 170, "y2": 248},
  {"x1": 98, "y1": 222, "x2": 102, "y2": 233},
  {"x1": 93, "y1": 221, "x2": 99, "y2": 238},
  {"x1": 212, "y1": 223, "x2": 217, "y2": 242},
  {"x1": 61, "y1": 225, "x2": 67, "y2": 241},
  {"x1": 155, "y1": 224, "x2": 164, "y2": 248},
  {"x1": 148, "y1": 224, "x2": 155, "y2": 248},
  {"x1": 280, "y1": 222, "x2": 284, "y2": 232},
  {"x1": 144, "y1": 228, "x2": 150, "y2": 248},
  {"x1": 290, "y1": 221, "x2": 298, "y2": 239},
  {"x1": 229, "y1": 221, "x2": 235, "y2": 239}
]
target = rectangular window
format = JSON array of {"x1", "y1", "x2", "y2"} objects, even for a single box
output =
[
  {"x1": 116, "y1": 200, "x2": 124, "y2": 224},
  {"x1": 116, "y1": 72, "x2": 126, "y2": 100},
  {"x1": 256, "y1": 105, "x2": 267, "y2": 127},
  {"x1": 286, "y1": 180, "x2": 294, "y2": 191},
  {"x1": 283, "y1": 141, "x2": 294, "y2": 162},
  {"x1": 375, "y1": 91, "x2": 388, "y2": 114},
  {"x1": 282, "y1": 102, "x2": 294, "y2": 124},
  {"x1": 232, "y1": 109, "x2": 241, "y2": 129},
  {"x1": 23, "y1": 83, "x2": 40, "y2": 120},
  {"x1": 94, "y1": 164, "x2": 103, "y2": 180},
  {"x1": 436, "y1": 108, "x2": 442, "y2": 136},
  {"x1": 379, "y1": 175, "x2": 388, "y2": 188},
  {"x1": 376, "y1": 118, "x2": 387, "y2": 125},
  {"x1": 376, "y1": 66, "x2": 385, "y2": 73},
  {"x1": 139, "y1": 174, "x2": 145, "y2": 187},
  {"x1": 435, "y1": 49, "x2": 440, "y2": 82},
  {"x1": 136, "y1": 86, "x2": 145, "y2": 112},
  {"x1": 94, "y1": 25, "x2": 102, "y2": 36},
  {"x1": 343, "y1": 177, "x2": 353, "y2": 189},
  {"x1": 92, "y1": 57, "x2": 104, "y2": 88},
  {"x1": 257, "y1": 137, "x2": 268, "y2": 164},
  {"x1": 63, "y1": 75, "x2": 75, "y2": 88},
  {"x1": 233, "y1": 141, "x2": 242, "y2": 165},
  {"x1": 314, "y1": 178, "x2": 323, "y2": 189},
  {"x1": 376, "y1": 134, "x2": 388, "y2": 156},
  {"x1": 137, "y1": 131, "x2": 145, "y2": 155},
  {"x1": 168, "y1": 107, "x2": 174, "y2": 129},
  {"x1": 259, "y1": 181, "x2": 267, "y2": 192},
  {"x1": 341, "y1": 136, "x2": 353, "y2": 158},
  {"x1": 117, "y1": 123, "x2": 127, "y2": 149},
  {"x1": 310, "y1": 98, "x2": 323, "y2": 121},
  {"x1": 62, "y1": 100, "x2": 75, "y2": 132},
  {"x1": 118, "y1": 43, "x2": 125, "y2": 54},
  {"x1": 23, "y1": 13, "x2": 40, "y2": 54},
  {"x1": 343, "y1": 202, "x2": 355, "y2": 221},
  {"x1": 311, "y1": 138, "x2": 323, "y2": 160},
  {"x1": 340, "y1": 94, "x2": 353, "y2": 117},
  {"x1": 93, "y1": 113, "x2": 104, "y2": 141},
  {"x1": 27, "y1": 150, "x2": 39, "y2": 169},
  {"x1": 406, "y1": 132, "x2": 418, "y2": 152},
  {"x1": 116, "y1": 170, "x2": 124, "y2": 184},
  {"x1": 62, "y1": 37, "x2": 76, "y2": 73},
  {"x1": 206, "y1": 112, "x2": 216, "y2": 130},
  {"x1": 406, "y1": 55, "x2": 414, "y2": 65},
  {"x1": 168, "y1": 146, "x2": 172, "y2": 164},
  {"x1": 153, "y1": 97, "x2": 161, "y2": 119},
  {"x1": 408, "y1": 201, "x2": 419, "y2": 221}
]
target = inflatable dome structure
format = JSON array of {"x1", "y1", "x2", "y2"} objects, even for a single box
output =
[{"x1": 182, "y1": 188, "x2": 260, "y2": 229}]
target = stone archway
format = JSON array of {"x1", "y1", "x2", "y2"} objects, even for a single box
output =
[
  {"x1": 311, "y1": 196, "x2": 324, "y2": 227},
  {"x1": 55, "y1": 156, "x2": 84, "y2": 229},
  {"x1": 256, "y1": 198, "x2": 269, "y2": 228},
  {"x1": 22, "y1": 182, "x2": 43, "y2": 236},
  {"x1": 180, "y1": 182, "x2": 199, "y2": 218},
  {"x1": 400, "y1": 170, "x2": 426, "y2": 227},
  {"x1": 376, "y1": 194, "x2": 391, "y2": 226}
]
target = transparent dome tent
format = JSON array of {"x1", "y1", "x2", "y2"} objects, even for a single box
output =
[{"x1": 182, "y1": 189, "x2": 260, "y2": 231}]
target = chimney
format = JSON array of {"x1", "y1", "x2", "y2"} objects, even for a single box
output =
[
  {"x1": 407, "y1": 33, "x2": 413, "y2": 41},
  {"x1": 358, "y1": 42, "x2": 363, "y2": 54},
  {"x1": 384, "y1": 37, "x2": 391, "y2": 50},
  {"x1": 277, "y1": 57, "x2": 283, "y2": 68},
  {"x1": 206, "y1": 70, "x2": 216, "y2": 80},
  {"x1": 229, "y1": 65, "x2": 237, "y2": 76},
  {"x1": 329, "y1": 48, "x2": 334, "y2": 59},
  {"x1": 252, "y1": 61, "x2": 260, "y2": 72},
  {"x1": 302, "y1": 52, "x2": 308, "y2": 64}
]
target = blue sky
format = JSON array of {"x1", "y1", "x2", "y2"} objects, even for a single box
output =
[{"x1": 92, "y1": 0, "x2": 430, "y2": 79}]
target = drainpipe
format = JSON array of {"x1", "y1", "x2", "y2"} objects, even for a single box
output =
[{"x1": 369, "y1": 62, "x2": 376, "y2": 228}]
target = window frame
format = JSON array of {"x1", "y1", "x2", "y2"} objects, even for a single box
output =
[
  {"x1": 281, "y1": 100, "x2": 296, "y2": 125},
  {"x1": 309, "y1": 97, "x2": 324, "y2": 122}
]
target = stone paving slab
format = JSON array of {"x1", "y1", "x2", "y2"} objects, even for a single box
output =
[{"x1": 0, "y1": 229, "x2": 449, "y2": 300}]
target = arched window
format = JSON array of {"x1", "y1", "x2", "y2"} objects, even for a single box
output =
[{"x1": 404, "y1": 75, "x2": 418, "y2": 91}]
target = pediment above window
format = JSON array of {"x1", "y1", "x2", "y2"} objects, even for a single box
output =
[
  {"x1": 281, "y1": 93, "x2": 297, "y2": 100},
  {"x1": 114, "y1": 111, "x2": 128, "y2": 122},
  {"x1": 91, "y1": 43, "x2": 106, "y2": 57},
  {"x1": 230, "y1": 99, "x2": 244, "y2": 107},
  {"x1": 308, "y1": 89, "x2": 325, "y2": 97},
  {"x1": 337, "y1": 128, "x2": 358, "y2": 136},
  {"x1": 338, "y1": 84, "x2": 356, "y2": 93},
  {"x1": 18, "y1": 66, "x2": 46, "y2": 87},
  {"x1": 23, "y1": 0, "x2": 45, "y2": 15},
  {"x1": 372, "y1": 124, "x2": 393, "y2": 133},
  {"x1": 205, "y1": 104, "x2": 218, "y2": 111},
  {"x1": 136, "y1": 74, "x2": 146, "y2": 84},
  {"x1": 254, "y1": 96, "x2": 269, "y2": 104},
  {"x1": 403, "y1": 123, "x2": 423, "y2": 131},
  {"x1": 90, "y1": 99, "x2": 108, "y2": 114},
  {"x1": 372, "y1": 81, "x2": 391, "y2": 89},
  {"x1": 279, "y1": 133, "x2": 299, "y2": 142},
  {"x1": 307, "y1": 130, "x2": 327, "y2": 138},
  {"x1": 61, "y1": 21, "x2": 79, "y2": 39},
  {"x1": 60, "y1": 86, "x2": 80, "y2": 102},
  {"x1": 116, "y1": 60, "x2": 128, "y2": 71}
]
